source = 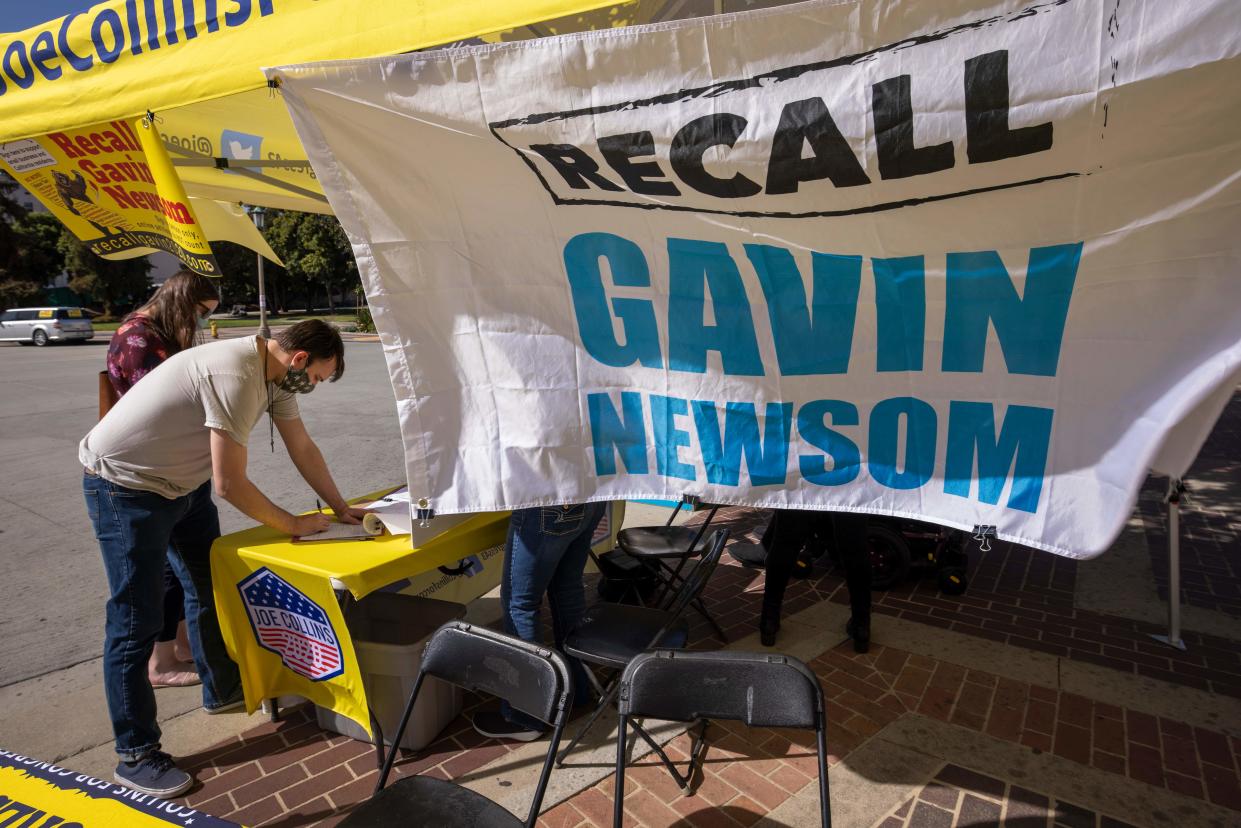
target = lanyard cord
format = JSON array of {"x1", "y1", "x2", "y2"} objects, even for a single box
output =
[{"x1": 263, "y1": 337, "x2": 275, "y2": 453}]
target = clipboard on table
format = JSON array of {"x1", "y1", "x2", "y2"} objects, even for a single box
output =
[{"x1": 291, "y1": 517, "x2": 385, "y2": 543}]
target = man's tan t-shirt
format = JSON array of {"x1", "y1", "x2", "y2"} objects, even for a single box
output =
[{"x1": 80, "y1": 336, "x2": 299, "y2": 499}]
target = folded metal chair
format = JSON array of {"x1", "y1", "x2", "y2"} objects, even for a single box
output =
[
  {"x1": 556, "y1": 528, "x2": 730, "y2": 787},
  {"x1": 614, "y1": 649, "x2": 832, "y2": 827},
  {"x1": 338, "y1": 621, "x2": 572, "y2": 828},
  {"x1": 616, "y1": 494, "x2": 726, "y2": 640}
]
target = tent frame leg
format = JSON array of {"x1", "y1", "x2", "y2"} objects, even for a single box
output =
[{"x1": 1150, "y1": 478, "x2": 1188, "y2": 652}]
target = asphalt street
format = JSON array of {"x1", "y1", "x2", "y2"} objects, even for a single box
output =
[{"x1": 0, "y1": 336, "x2": 405, "y2": 686}]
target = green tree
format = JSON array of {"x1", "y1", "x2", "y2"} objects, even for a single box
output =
[
  {"x1": 58, "y1": 227, "x2": 152, "y2": 318},
  {"x1": 0, "y1": 174, "x2": 41, "y2": 306},
  {"x1": 266, "y1": 210, "x2": 357, "y2": 312},
  {"x1": 212, "y1": 239, "x2": 292, "y2": 314},
  {"x1": 12, "y1": 212, "x2": 65, "y2": 281}
]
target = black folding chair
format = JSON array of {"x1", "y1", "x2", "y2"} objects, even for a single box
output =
[
  {"x1": 616, "y1": 494, "x2": 727, "y2": 640},
  {"x1": 339, "y1": 621, "x2": 572, "y2": 828},
  {"x1": 556, "y1": 529, "x2": 730, "y2": 787},
  {"x1": 614, "y1": 650, "x2": 832, "y2": 828}
]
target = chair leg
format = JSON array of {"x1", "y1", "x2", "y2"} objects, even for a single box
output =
[
  {"x1": 614, "y1": 714, "x2": 628, "y2": 828},
  {"x1": 628, "y1": 717, "x2": 708, "y2": 794},
  {"x1": 686, "y1": 717, "x2": 709, "y2": 776},
  {"x1": 693, "y1": 596, "x2": 729, "y2": 643},
  {"x1": 556, "y1": 669, "x2": 615, "y2": 766},
  {"x1": 817, "y1": 718, "x2": 832, "y2": 828},
  {"x1": 652, "y1": 558, "x2": 685, "y2": 608}
]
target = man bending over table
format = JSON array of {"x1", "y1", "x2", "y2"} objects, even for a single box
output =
[{"x1": 80, "y1": 319, "x2": 367, "y2": 798}]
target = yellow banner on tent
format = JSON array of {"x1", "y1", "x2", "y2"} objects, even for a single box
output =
[
  {"x1": 0, "y1": 118, "x2": 219, "y2": 276},
  {"x1": 0, "y1": 0, "x2": 621, "y2": 143}
]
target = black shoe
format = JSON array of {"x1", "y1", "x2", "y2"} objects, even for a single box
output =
[
  {"x1": 846, "y1": 617, "x2": 870, "y2": 654},
  {"x1": 759, "y1": 615, "x2": 780, "y2": 647},
  {"x1": 472, "y1": 711, "x2": 544, "y2": 742}
]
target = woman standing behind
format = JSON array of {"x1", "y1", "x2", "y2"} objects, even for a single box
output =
[{"x1": 106, "y1": 270, "x2": 220, "y2": 688}]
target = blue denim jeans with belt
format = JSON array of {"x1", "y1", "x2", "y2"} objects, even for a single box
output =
[
  {"x1": 83, "y1": 472, "x2": 242, "y2": 761},
  {"x1": 500, "y1": 503, "x2": 606, "y2": 730}
]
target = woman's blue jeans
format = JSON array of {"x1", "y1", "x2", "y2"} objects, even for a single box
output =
[
  {"x1": 83, "y1": 472, "x2": 242, "y2": 761},
  {"x1": 500, "y1": 503, "x2": 606, "y2": 731}
]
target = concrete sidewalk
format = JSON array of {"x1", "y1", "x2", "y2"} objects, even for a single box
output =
[{"x1": 12, "y1": 392, "x2": 1240, "y2": 827}]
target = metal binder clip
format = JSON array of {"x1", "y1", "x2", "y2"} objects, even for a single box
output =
[
  {"x1": 972, "y1": 524, "x2": 997, "y2": 552},
  {"x1": 414, "y1": 497, "x2": 435, "y2": 527},
  {"x1": 1165, "y1": 478, "x2": 1187, "y2": 506}
]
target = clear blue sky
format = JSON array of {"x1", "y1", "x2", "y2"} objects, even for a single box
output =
[{"x1": 2, "y1": 1, "x2": 99, "y2": 34}]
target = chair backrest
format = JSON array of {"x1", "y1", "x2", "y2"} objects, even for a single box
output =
[
  {"x1": 420, "y1": 621, "x2": 572, "y2": 728},
  {"x1": 614, "y1": 649, "x2": 832, "y2": 828},
  {"x1": 378, "y1": 622, "x2": 573, "y2": 827},
  {"x1": 662, "y1": 528, "x2": 728, "y2": 622},
  {"x1": 618, "y1": 649, "x2": 823, "y2": 728}
]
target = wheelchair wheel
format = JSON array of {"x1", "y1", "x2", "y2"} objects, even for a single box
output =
[{"x1": 867, "y1": 524, "x2": 911, "y2": 590}]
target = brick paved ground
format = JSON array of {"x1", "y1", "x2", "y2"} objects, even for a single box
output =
[
  {"x1": 543, "y1": 640, "x2": 1241, "y2": 826},
  {"x1": 876, "y1": 764, "x2": 1137, "y2": 828},
  {"x1": 171, "y1": 393, "x2": 1241, "y2": 827}
]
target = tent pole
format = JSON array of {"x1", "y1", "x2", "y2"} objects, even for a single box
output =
[
  {"x1": 1150, "y1": 478, "x2": 1187, "y2": 651},
  {"x1": 257, "y1": 249, "x2": 270, "y2": 339},
  {"x1": 248, "y1": 206, "x2": 271, "y2": 338}
]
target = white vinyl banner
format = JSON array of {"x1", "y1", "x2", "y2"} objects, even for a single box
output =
[{"x1": 272, "y1": 0, "x2": 1241, "y2": 558}]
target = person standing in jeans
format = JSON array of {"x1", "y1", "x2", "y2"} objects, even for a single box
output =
[
  {"x1": 81, "y1": 320, "x2": 365, "y2": 798},
  {"x1": 105, "y1": 270, "x2": 220, "y2": 689},
  {"x1": 473, "y1": 502, "x2": 606, "y2": 741},
  {"x1": 760, "y1": 509, "x2": 872, "y2": 653}
]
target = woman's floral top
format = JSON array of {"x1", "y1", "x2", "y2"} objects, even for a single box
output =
[{"x1": 107, "y1": 314, "x2": 172, "y2": 397}]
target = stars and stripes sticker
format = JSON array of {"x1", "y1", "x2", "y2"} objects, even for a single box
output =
[{"x1": 237, "y1": 568, "x2": 344, "y2": 681}]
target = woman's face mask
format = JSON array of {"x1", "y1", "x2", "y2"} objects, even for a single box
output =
[{"x1": 197, "y1": 302, "x2": 216, "y2": 329}]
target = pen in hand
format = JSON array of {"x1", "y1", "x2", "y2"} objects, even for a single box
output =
[{"x1": 316, "y1": 499, "x2": 324, "y2": 516}]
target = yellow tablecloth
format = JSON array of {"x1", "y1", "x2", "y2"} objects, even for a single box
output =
[
  {"x1": 211, "y1": 491, "x2": 510, "y2": 735},
  {"x1": 211, "y1": 496, "x2": 624, "y2": 736}
]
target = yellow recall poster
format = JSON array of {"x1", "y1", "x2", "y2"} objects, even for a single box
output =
[
  {"x1": 0, "y1": 750, "x2": 240, "y2": 826},
  {"x1": 0, "y1": 117, "x2": 219, "y2": 276}
]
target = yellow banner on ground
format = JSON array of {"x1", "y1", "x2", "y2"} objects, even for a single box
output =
[
  {"x1": 0, "y1": 118, "x2": 219, "y2": 276},
  {"x1": 0, "y1": 0, "x2": 620, "y2": 143},
  {"x1": 0, "y1": 751, "x2": 239, "y2": 826}
]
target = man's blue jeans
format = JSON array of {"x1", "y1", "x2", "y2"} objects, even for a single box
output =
[
  {"x1": 500, "y1": 503, "x2": 605, "y2": 731},
  {"x1": 84, "y1": 473, "x2": 242, "y2": 761}
]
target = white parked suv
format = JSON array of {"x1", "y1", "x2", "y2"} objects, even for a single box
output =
[{"x1": 0, "y1": 306, "x2": 95, "y2": 346}]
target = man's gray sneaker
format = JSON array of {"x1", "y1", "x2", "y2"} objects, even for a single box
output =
[
  {"x1": 204, "y1": 697, "x2": 245, "y2": 715},
  {"x1": 114, "y1": 750, "x2": 193, "y2": 798}
]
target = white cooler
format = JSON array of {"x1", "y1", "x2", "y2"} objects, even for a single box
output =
[{"x1": 315, "y1": 592, "x2": 467, "y2": 751}]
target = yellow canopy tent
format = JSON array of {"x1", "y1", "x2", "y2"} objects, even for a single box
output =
[{"x1": 0, "y1": 0, "x2": 668, "y2": 237}]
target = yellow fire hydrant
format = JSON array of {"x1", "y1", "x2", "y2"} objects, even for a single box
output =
[{"x1": 210, "y1": 320, "x2": 219, "y2": 339}]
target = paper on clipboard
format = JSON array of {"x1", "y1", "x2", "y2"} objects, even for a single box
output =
[
  {"x1": 292, "y1": 520, "x2": 381, "y2": 542},
  {"x1": 291, "y1": 518, "x2": 384, "y2": 543}
]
